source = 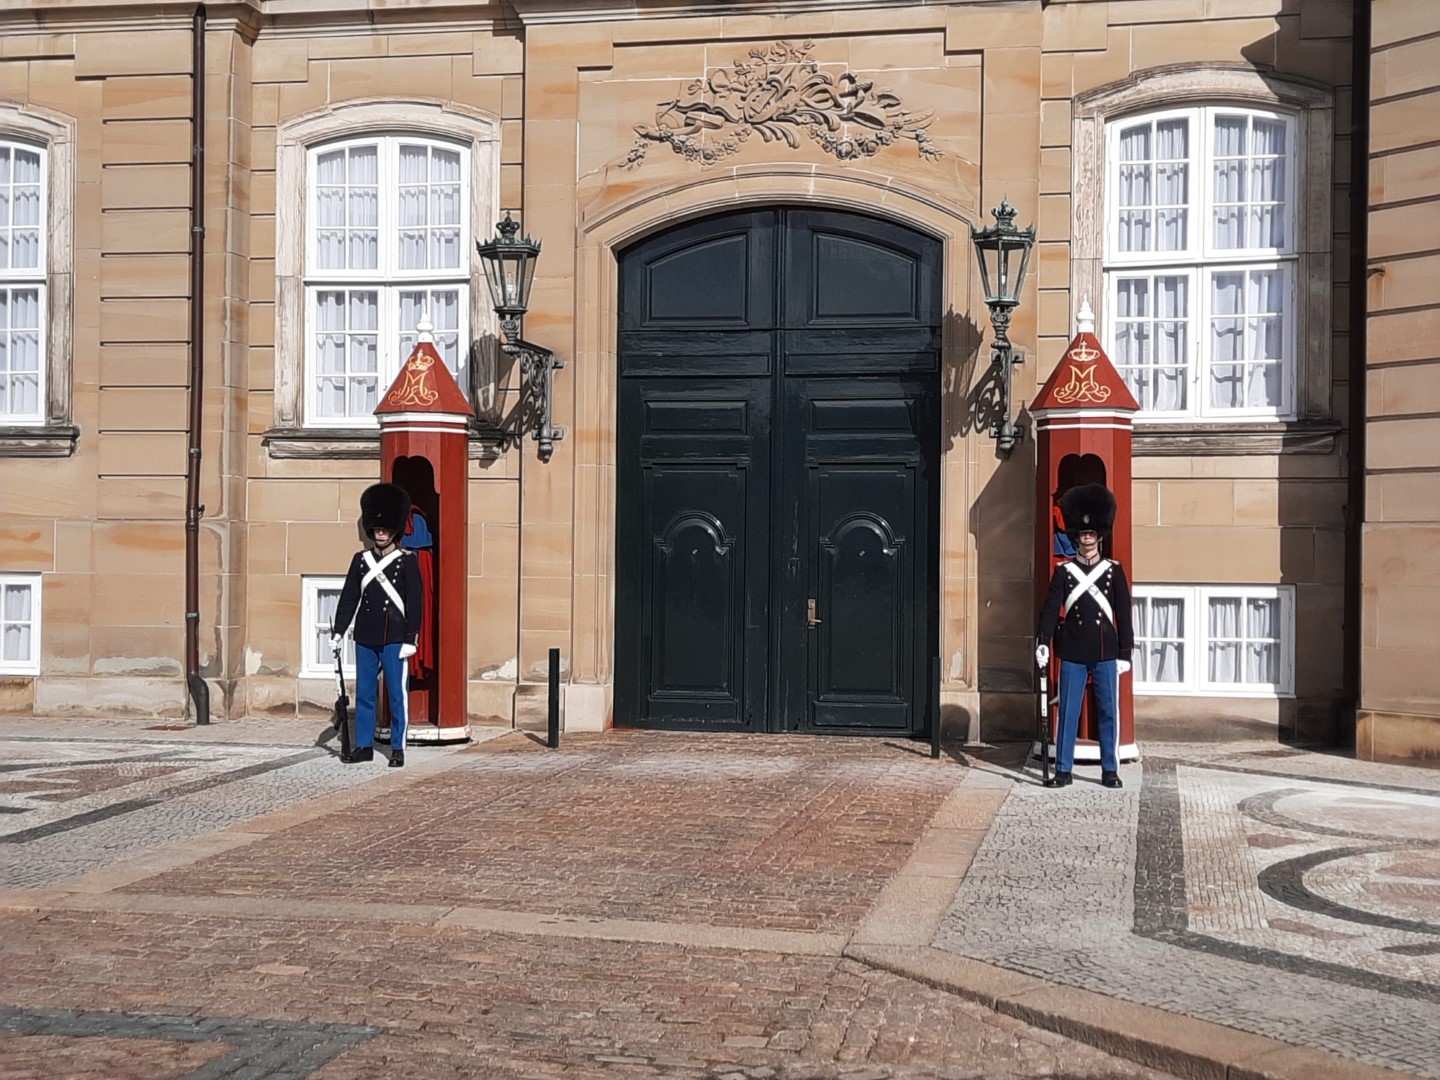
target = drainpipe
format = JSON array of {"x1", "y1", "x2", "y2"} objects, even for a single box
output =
[
  {"x1": 185, "y1": 3, "x2": 210, "y2": 725},
  {"x1": 1341, "y1": 0, "x2": 1370, "y2": 746}
]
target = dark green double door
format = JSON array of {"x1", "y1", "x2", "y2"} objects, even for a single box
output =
[{"x1": 615, "y1": 208, "x2": 940, "y2": 735}]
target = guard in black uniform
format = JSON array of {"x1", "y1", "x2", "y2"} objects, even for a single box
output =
[
  {"x1": 1034, "y1": 484, "x2": 1133, "y2": 789},
  {"x1": 330, "y1": 483, "x2": 423, "y2": 767}
]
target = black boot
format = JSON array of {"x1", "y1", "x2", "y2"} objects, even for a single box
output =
[
  {"x1": 1101, "y1": 770, "x2": 1124, "y2": 789},
  {"x1": 388, "y1": 749, "x2": 405, "y2": 769},
  {"x1": 1043, "y1": 771, "x2": 1072, "y2": 788},
  {"x1": 340, "y1": 746, "x2": 374, "y2": 764}
]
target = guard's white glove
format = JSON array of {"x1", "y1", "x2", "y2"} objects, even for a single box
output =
[
  {"x1": 329, "y1": 634, "x2": 343, "y2": 656},
  {"x1": 398, "y1": 642, "x2": 417, "y2": 660},
  {"x1": 1116, "y1": 659, "x2": 1131, "y2": 675},
  {"x1": 1035, "y1": 644, "x2": 1049, "y2": 668}
]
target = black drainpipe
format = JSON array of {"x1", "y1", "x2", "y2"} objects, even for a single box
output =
[
  {"x1": 1341, "y1": 0, "x2": 1370, "y2": 746},
  {"x1": 185, "y1": 3, "x2": 210, "y2": 725}
]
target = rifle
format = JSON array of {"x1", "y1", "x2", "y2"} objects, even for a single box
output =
[{"x1": 332, "y1": 650, "x2": 352, "y2": 758}]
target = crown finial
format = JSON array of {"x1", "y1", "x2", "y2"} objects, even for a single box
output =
[
  {"x1": 497, "y1": 212, "x2": 520, "y2": 241},
  {"x1": 1077, "y1": 296, "x2": 1095, "y2": 335}
]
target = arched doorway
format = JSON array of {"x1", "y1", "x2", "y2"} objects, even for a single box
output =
[{"x1": 614, "y1": 207, "x2": 941, "y2": 735}]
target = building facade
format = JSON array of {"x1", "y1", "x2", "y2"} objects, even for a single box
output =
[{"x1": 0, "y1": 0, "x2": 1435, "y2": 761}]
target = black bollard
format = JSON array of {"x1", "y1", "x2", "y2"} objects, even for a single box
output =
[{"x1": 547, "y1": 647, "x2": 560, "y2": 748}]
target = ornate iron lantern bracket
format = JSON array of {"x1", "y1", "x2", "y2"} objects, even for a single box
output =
[
  {"x1": 477, "y1": 214, "x2": 565, "y2": 462},
  {"x1": 970, "y1": 199, "x2": 1036, "y2": 457}
]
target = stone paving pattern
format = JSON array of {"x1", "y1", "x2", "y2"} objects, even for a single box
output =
[
  {"x1": 127, "y1": 735, "x2": 955, "y2": 934},
  {"x1": 934, "y1": 747, "x2": 1440, "y2": 1078},
  {"x1": 5, "y1": 721, "x2": 1438, "y2": 1079}
]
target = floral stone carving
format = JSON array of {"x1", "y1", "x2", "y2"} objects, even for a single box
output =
[{"x1": 619, "y1": 40, "x2": 943, "y2": 169}]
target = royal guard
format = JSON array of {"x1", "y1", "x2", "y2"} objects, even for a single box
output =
[
  {"x1": 330, "y1": 482, "x2": 423, "y2": 767},
  {"x1": 1034, "y1": 483, "x2": 1134, "y2": 789}
]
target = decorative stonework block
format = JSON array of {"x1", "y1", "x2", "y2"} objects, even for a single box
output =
[{"x1": 619, "y1": 40, "x2": 942, "y2": 169}]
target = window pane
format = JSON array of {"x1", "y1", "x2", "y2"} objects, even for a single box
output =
[
  {"x1": 2, "y1": 583, "x2": 33, "y2": 663},
  {"x1": 1213, "y1": 114, "x2": 1288, "y2": 250},
  {"x1": 1116, "y1": 118, "x2": 1189, "y2": 253},
  {"x1": 0, "y1": 287, "x2": 44, "y2": 420},
  {"x1": 1209, "y1": 268, "x2": 1286, "y2": 412},
  {"x1": 1114, "y1": 274, "x2": 1189, "y2": 411},
  {"x1": 0, "y1": 145, "x2": 43, "y2": 273},
  {"x1": 310, "y1": 288, "x2": 379, "y2": 421},
  {"x1": 1134, "y1": 595, "x2": 1185, "y2": 683},
  {"x1": 313, "y1": 144, "x2": 379, "y2": 272}
]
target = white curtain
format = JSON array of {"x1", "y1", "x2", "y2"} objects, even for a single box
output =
[
  {"x1": 1207, "y1": 597, "x2": 1242, "y2": 683},
  {"x1": 1245, "y1": 597, "x2": 1279, "y2": 683},
  {"x1": 397, "y1": 146, "x2": 462, "y2": 272},
  {"x1": 1, "y1": 288, "x2": 42, "y2": 419},
  {"x1": 1211, "y1": 270, "x2": 1283, "y2": 410},
  {"x1": 1155, "y1": 119, "x2": 1189, "y2": 252},
  {"x1": 1213, "y1": 116, "x2": 1246, "y2": 249},
  {"x1": 1250, "y1": 118, "x2": 1287, "y2": 248},
  {"x1": 398, "y1": 145, "x2": 428, "y2": 271},
  {"x1": 1137, "y1": 597, "x2": 1184, "y2": 683},
  {"x1": 0, "y1": 146, "x2": 43, "y2": 272},
  {"x1": 312, "y1": 289, "x2": 377, "y2": 419},
  {"x1": 430, "y1": 148, "x2": 462, "y2": 270},
  {"x1": 1214, "y1": 116, "x2": 1288, "y2": 250},
  {"x1": 315, "y1": 145, "x2": 378, "y2": 271},
  {"x1": 347, "y1": 291, "x2": 378, "y2": 417},
  {"x1": 1115, "y1": 275, "x2": 1188, "y2": 411},
  {"x1": 2, "y1": 584, "x2": 31, "y2": 662},
  {"x1": 1118, "y1": 119, "x2": 1189, "y2": 254}
]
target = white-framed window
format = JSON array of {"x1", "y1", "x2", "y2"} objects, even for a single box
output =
[
  {"x1": 304, "y1": 135, "x2": 470, "y2": 427},
  {"x1": 0, "y1": 573, "x2": 41, "y2": 675},
  {"x1": 0, "y1": 139, "x2": 46, "y2": 424},
  {"x1": 301, "y1": 576, "x2": 356, "y2": 678},
  {"x1": 1104, "y1": 106, "x2": 1298, "y2": 421},
  {"x1": 1131, "y1": 584, "x2": 1294, "y2": 697}
]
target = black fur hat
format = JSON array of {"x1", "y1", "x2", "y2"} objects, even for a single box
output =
[
  {"x1": 1059, "y1": 483, "x2": 1116, "y2": 539},
  {"x1": 360, "y1": 482, "x2": 411, "y2": 538}
]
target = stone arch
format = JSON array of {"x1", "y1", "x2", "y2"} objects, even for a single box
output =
[{"x1": 565, "y1": 166, "x2": 987, "y2": 729}]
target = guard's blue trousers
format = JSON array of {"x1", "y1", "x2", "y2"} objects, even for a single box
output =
[
  {"x1": 354, "y1": 642, "x2": 407, "y2": 750},
  {"x1": 1056, "y1": 658, "x2": 1119, "y2": 774}
]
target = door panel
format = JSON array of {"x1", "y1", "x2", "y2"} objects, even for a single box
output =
[
  {"x1": 617, "y1": 208, "x2": 939, "y2": 736},
  {"x1": 616, "y1": 377, "x2": 769, "y2": 729},
  {"x1": 779, "y1": 376, "x2": 935, "y2": 734}
]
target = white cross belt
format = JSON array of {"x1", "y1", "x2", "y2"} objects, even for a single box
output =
[
  {"x1": 1062, "y1": 559, "x2": 1113, "y2": 625},
  {"x1": 361, "y1": 549, "x2": 405, "y2": 615}
]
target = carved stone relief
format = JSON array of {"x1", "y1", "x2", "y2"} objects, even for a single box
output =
[{"x1": 619, "y1": 40, "x2": 943, "y2": 169}]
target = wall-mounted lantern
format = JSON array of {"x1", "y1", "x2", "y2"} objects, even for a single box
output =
[
  {"x1": 970, "y1": 198, "x2": 1036, "y2": 456},
  {"x1": 476, "y1": 213, "x2": 564, "y2": 461}
]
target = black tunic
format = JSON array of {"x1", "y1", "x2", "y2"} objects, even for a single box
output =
[
  {"x1": 1036, "y1": 556, "x2": 1134, "y2": 665},
  {"x1": 332, "y1": 547, "x2": 423, "y2": 649}
]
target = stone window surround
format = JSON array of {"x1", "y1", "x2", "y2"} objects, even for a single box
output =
[
  {"x1": 265, "y1": 99, "x2": 501, "y2": 460},
  {"x1": 1071, "y1": 65, "x2": 1338, "y2": 455},
  {"x1": 0, "y1": 104, "x2": 77, "y2": 459}
]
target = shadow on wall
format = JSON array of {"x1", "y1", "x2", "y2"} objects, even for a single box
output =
[{"x1": 938, "y1": 304, "x2": 1042, "y2": 743}]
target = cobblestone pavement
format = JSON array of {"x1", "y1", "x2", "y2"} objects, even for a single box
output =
[
  {"x1": 934, "y1": 743, "x2": 1440, "y2": 1078},
  {"x1": 4, "y1": 720, "x2": 1435, "y2": 1078},
  {"x1": 0, "y1": 719, "x2": 1182, "y2": 1080}
]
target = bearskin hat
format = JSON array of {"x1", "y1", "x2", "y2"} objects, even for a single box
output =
[
  {"x1": 360, "y1": 482, "x2": 411, "y2": 538},
  {"x1": 1059, "y1": 483, "x2": 1116, "y2": 539}
]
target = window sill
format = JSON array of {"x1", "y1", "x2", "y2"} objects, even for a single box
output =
[
  {"x1": 262, "y1": 426, "x2": 507, "y2": 460},
  {"x1": 1132, "y1": 419, "x2": 1340, "y2": 456},
  {"x1": 0, "y1": 424, "x2": 79, "y2": 458}
]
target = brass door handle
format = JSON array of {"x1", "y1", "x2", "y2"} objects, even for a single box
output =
[{"x1": 807, "y1": 598, "x2": 822, "y2": 627}]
